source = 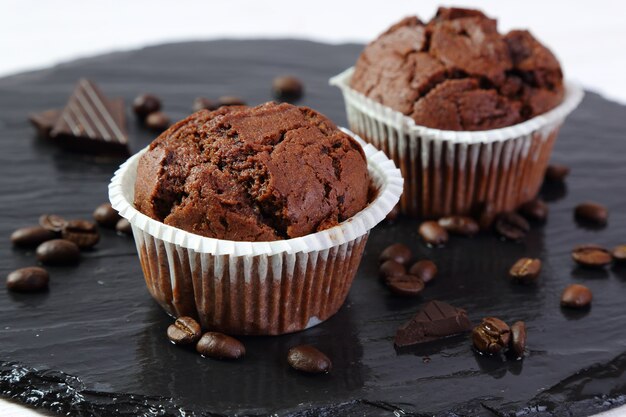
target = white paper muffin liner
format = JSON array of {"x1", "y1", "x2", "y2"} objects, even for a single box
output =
[
  {"x1": 109, "y1": 130, "x2": 403, "y2": 335},
  {"x1": 330, "y1": 67, "x2": 584, "y2": 218}
]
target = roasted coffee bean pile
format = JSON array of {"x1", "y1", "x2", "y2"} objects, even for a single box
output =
[
  {"x1": 6, "y1": 203, "x2": 130, "y2": 292},
  {"x1": 378, "y1": 243, "x2": 437, "y2": 297},
  {"x1": 382, "y1": 163, "x2": 621, "y2": 362},
  {"x1": 166, "y1": 316, "x2": 331, "y2": 374}
]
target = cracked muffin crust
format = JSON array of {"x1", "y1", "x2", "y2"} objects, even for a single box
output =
[
  {"x1": 134, "y1": 102, "x2": 370, "y2": 242},
  {"x1": 350, "y1": 7, "x2": 564, "y2": 131}
]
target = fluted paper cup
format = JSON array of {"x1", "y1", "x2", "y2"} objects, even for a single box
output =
[
  {"x1": 109, "y1": 130, "x2": 403, "y2": 335},
  {"x1": 330, "y1": 67, "x2": 584, "y2": 218}
]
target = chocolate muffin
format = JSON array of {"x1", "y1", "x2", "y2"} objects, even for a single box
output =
[
  {"x1": 350, "y1": 7, "x2": 564, "y2": 130},
  {"x1": 134, "y1": 102, "x2": 370, "y2": 241}
]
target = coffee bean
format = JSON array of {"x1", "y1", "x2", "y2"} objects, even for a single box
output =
[
  {"x1": 385, "y1": 205, "x2": 400, "y2": 224},
  {"x1": 61, "y1": 220, "x2": 99, "y2": 249},
  {"x1": 571, "y1": 244, "x2": 612, "y2": 268},
  {"x1": 518, "y1": 199, "x2": 548, "y2": 222},
  {"x1": 495, "y1": 212, "x2": 529, "y2": 241},
  {"x1": 10, "y1": 226, "x2": 56, "y2": 248},
  {"x1": 561, "y1": 284, "x2": 592, "y2": 308},
  {"x1": 133, "y1": 94, "x2": 161, "y2": 119},
  {"x1": 272, "y1": 76, "x2": 304, "y2": 101},
  {"x1": 196, "y1": 332, "x2": 245, "y2": 360},
  {"x1": 408, "y1": 260, "x2": 437, "y2": 284},
  {"x1": 39, "y1": 214, "x2": 67, "y2": 233},
  {"x1": 544, "y1": 164, "x2": 570, "y2": 182},
  {"x1": 116, "y1": 218, "x2": 132, "y2": 236},
  {"x1": 145, "y1": 111, "x2": 171, "y2": 132},
  {"x1": 418, "y1": 221, "x2": 448, "y2": 246},
  {"x1": 472, "y1": 317, "x2": 511, "y2": 355},
  {"x1": 386, "y1": 274, "x2": 425, "y2": 297},
  {"x1": 167, "y1": 316, "x2": 201, "y2": 345},
  {"x1": 438, "y1": 216, "x2": 479, "y2": 236},
  {"x1": 574, "y1": 202, "x2": 608, "y2": 226},
  {"x1": 509, "y1": 321, "x2": 527, "y2": 358},
  {"x1": 6, "y1": 267, "x2": 49, "y2": 292},
  {"x1": 287, "y1": 345, "x2": 332, "y2": 374},
  {"x1": 93, "y1": 203, "x2": 120, "y2": 228},
  {"x1": 192, "y1": 97, "x2": 219, "y2": 112},
  {"x1": 477, "y1": 202, "x2": 497, "y2": 231},
  {"x1": 612, "y1": 245, "x2": 626, "y2": 263},
  {"x1": 509, "y1": 258, "x2": 541, "y2": 284},
  {"x1": 36, "y1": 239, "x2": 80, "y2": 266},
  {"x1": 379, "y1": 260, "x2": 406, "y2": 281},
  {"x1": 218, "y1": 96, "x2": 246, "y2": 107},
  {"x1": 379, "y1": 243, "x2": 411, "y2": 265}
]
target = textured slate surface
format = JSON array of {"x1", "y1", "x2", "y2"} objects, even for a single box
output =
[{"x1": 0, "y1": 40, "x2": 625, "y2": 416}]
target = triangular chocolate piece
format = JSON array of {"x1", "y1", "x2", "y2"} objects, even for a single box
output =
[
  {"x1": 29, "y1": 109, "x2": 62, "y2": 138},
  {"x1": 50, "y1": 79, "x2": 129, "y2": 155},
  {"x1": 395, "y1": 300, "x2": 472, "y2": 348}
]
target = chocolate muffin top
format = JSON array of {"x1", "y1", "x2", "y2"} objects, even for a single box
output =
[
  {"x1": 350, "y1": 7, "x2": 564, "y2": 131},
  {"x1": 134, "y1": 102, "x2": 370, "y2": 242}
]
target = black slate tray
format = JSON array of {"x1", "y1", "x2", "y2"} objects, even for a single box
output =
[{"x1": 0, "y1": 40, "x2": 625, "y2": 417}]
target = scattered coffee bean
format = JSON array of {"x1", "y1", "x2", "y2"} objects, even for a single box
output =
[
  {"x1": 495, "y1": 212, "x2": 529, "y2": 241},
  {"x1": 612, "y1": 245, "x2": 626, "y2": 263},
  {"x1": 386, "y1": 274, "x2": 425, "y2": 297},
  {"x1": 379, "y1": 243, "x2": 411, "y2": 265},
  {"x1": 561, "y1": 284, "x2": 592, "y2": 309},
  {"x1": 93, "y1": 203, "x2": 120, "y2": 228},
  {"x1": 39, "y1": 214, "x2": 67, "y2": 233},
  {"x1": 287, "y1": 345, "x2": 332, "y2": 374},
  {"x1": 116, "y1": 218, "x2": 132, "y2": 236},
  {"x1": 571, "y1": 244, "x2": 612, "y2": 268},
  {"x1": 218, "y1": 96, "x2": 246, "y2": 107},
  {"x1": 408, "y1": 260, "x2": 437, "y2": 284},
  {"x1": 477, "y1": 202, "x2": 497, "y2": 231},
  {"x1": 385, "y1": 205, "x2": 400, "y2": 223},
  {"x1": 133, "y1": 94, "x2": 161, "y2": 119},
  {"x1": 438, "y1": 216, "x2": 479, "y2": 236},
  {"x1": 167, "y1": 316, "x2": 201, "y2": 345},
  {"x1": 379, "y1": 260, "x2": 406, "y2": 281},
  {"x1": 472, "y1": 317, "x2": 511, "y2": 355},
  {"x1": 272, "y1": 76, "x2": 304, "y2": 101},
  {"x1": 61, "y1": 220, "x2": 99, "y2": 249},
  {"x1": 544, "y1": 164, "x2": 570, "y2": 182},
  {"x1": 196, "y1": 332, "x2": 245, "y2": 360},
  {"x1": 509, "y1": 321, "x2": 527, "y2": 358},
  {"x1": 418, "y1": 221, "x2": 449, "y2": 246},
  {"x1": 6, "y1": 267, "x2": 49, "y2": 292},
  {"x1": 145, "y1": 111, "x2": 171, "y2": 132},
  {"x1": 192, "y1": 97, "x2": 219, "y2": 112},
  {"x1": 36, "y1": 239, "x2": 80, "y2": 266},
  {"x1": 574, "y1": 202, "x2": 608, "y2": 226},
  {"x1": 509, "y1": 258, "x2": 541, "y2": 284},
  {"x1": 518, "y1": 199, "x2": 548, "y2": 222},
  {"x1": 10, "y1": 226, "x2": 56, "y2": 248}
]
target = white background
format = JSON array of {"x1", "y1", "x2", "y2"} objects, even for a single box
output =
[
  {"x1": 1, "y1": 1, "x2": 626, "y2": 416},
  {"x1": 2, "y1": 0, "x2": 626, "y2": 104}
]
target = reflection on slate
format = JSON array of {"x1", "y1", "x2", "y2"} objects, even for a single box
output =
[{"x1": 0, "y1": 40, "x2": 625, "y2": 416}]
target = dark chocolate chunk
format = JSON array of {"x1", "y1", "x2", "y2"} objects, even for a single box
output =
[
  {"x1": 50, "y1": 79, "x2": 129, "y2": 155},
  {"x1": 394, "y1": 300, "x2": 472, "y2": 348},
  {"x1": 29, "y1": 109, "x2": 61, "y2": 138}
]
